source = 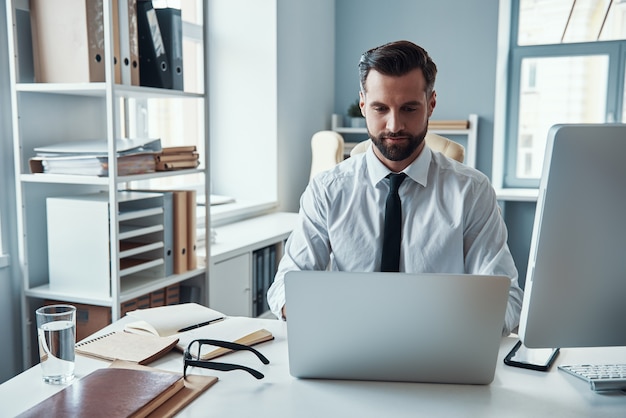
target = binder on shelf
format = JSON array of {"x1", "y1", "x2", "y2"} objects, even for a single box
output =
[
  {"x1": 186, "y1": 190, "x2": 197, "y2": 270},
  {"x1": 162, "y1": 191, "x2": 175, "y2": 277},
  {"x1": 111, "y1": 0, "x2": 122, "y2": 83},
  {"x1": 30, "y1": 0, "x2": 121, "y2": 83},
  {"x1": 155, "y1": 7, "x2": 184, "y2": 91},
  {"x1": 172, "y1": 190, "x2": 188, "y2": 274},
  {"x1": 128, "y1": 0, "x2": 141, "y2": 85},
  {"x1": 137, "y1": 0, "x2": 172, "y2": 88}
]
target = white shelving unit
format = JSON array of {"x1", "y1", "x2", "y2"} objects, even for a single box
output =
[
  {"x1": 332, "y1": 114, "x2": 479, "y2": 168},
  {"x1": 5, "y1": 0, "x2": 209, "y2": 365}
]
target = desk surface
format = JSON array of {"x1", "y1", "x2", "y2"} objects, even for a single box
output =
[{"x1": 1, "y1": 317, "x2": 625, "y2": 417}]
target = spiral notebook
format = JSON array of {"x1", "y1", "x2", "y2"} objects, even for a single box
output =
[{"x1": 75, "y1": 331, "x2": 179, "y2": 365}]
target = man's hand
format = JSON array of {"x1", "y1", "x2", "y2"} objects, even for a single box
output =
[{"x1": 281, "y1": 305, "x2": 287, "y2": 320}]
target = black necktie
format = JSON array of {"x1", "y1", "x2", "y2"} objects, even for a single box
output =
[{"x1": 381, "y1": 173, "x2": 406, "y2": 272}]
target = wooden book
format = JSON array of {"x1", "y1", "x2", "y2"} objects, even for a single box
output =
[
  {"x1": 174, "y1": 317, "x2": 275, "y2": 360},
  {"x1": 156, "y1": 153, "x2": 199, "y2": 163},
  {"x1": 161, "y1": 145, "x2": 197, "y2": 154},
  {"x1": 192, "y1": 328, "x2": 274, "y2": 361},
  {"x1": 75, "y1": 331, "x2": 179, "y2": 365},
  {"x1": 156, "y1": 160, "x2": 201, "y2": 171},
  {"x1": 17, "y1": 368, "x2": 184, "y2": 418}
]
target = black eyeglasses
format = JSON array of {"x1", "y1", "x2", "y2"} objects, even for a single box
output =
[{"x1": 183, "y1": 339, "x2": 270, "y2": 380}]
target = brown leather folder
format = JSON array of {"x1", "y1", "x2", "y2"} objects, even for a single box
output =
[
  {"x1": 17, "y1": 368, "x2": 184, "y2": 418},
  {"x1": 109, "y1": 360, "x2": 218, "y2": 418}
]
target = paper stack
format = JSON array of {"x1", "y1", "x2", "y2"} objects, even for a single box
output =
[{"x1": 29, "y1": 138, "x2": 161, "y2": 176}]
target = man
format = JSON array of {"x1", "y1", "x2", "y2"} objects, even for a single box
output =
[{"x1": 267, "y1": 40, "x2": 523, "y2": 335}]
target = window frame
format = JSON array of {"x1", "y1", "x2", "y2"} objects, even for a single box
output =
[{"x1": 497, "y1": 0, "x2": 626, "y2": 191}]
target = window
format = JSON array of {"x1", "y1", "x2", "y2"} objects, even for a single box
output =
[
  {"x1": 503, "y1": 0, "x2": 626, "y2": 188},
  {"x1": 130, "y1": 0, "x2": 205, "y2": 191}
]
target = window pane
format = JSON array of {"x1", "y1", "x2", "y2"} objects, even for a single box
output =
[
  {"x1": 518, "y1": 0, "x2": 625, "y2": 45},
  {"x1": 518, "y1": 0, "x2": 573, "y2": 46},
  {"x1": 516, "y1": 55, "x2": 608, "y2": 179}
]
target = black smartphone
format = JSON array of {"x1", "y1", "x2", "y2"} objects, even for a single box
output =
[{"x1": 504, "y1": 340, "x2": 560, "y2": 372}]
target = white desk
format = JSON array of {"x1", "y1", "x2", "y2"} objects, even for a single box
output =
[{"x1": 1, "y1": 317, "x2": 624, "y2": 417}]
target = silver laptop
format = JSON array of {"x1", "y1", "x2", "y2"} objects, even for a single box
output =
[{"x1": 285, "y1": 271, "x2": 510, "y2": 385}]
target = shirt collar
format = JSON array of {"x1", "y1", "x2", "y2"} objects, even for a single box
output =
[{"x1": 365, "y1": 142, "x2": 431, "y2": 187}]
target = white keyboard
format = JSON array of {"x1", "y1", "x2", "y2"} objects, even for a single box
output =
[{"x1": 558, "y1": 364, "x2": 626, "y2": 392}]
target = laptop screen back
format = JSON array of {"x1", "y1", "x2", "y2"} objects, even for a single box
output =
[{"x1": 285, "y1": 271, "x2": 510, "y2": 384}]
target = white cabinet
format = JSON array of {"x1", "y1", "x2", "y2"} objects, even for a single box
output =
[
  {"x1": 332, "y1": 113, "x2": 479, "y2": 168},
  {"x1": 208, "y1": 212, "x2": 298, "y2": 318},
  {"x1": 210, "y1": 253, "x2": 252, "y2": 317},
  {"x1": 5, "y1": 0, "x2": 209, "y2": 363}
]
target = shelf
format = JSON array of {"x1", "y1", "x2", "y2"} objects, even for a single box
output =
[
  {"x1": 23, "y1": 267, "x2": 206, "y2": 307},
  {"x1": 8, "y1": 0, "x2": 210, "y2": 367},
  {"x1": 119, "y1": 241, "x2": 164, "y2": 259},
  {"x1": 16, "y1": 82, "x2": 204, "y2": 99},
  {"x1": 334, "y1": 126, "x2": 472, "y2": 136},
  {"x1": 118, "y1": 207, "x2": 163, "y2": 222},
  {"x1": 332, "y1": 127, "x2": 370, "y2": 134},
  {"x1": 120, "y1": 258, "x2": 164, "y2": 277},
  {"x1": 495, "y1": 188, "x2": 539, "y2": 202},
  {"x1": 118, "y1": 224, "x2": 163, "y2": 240},
  {"x1": 20, "y1": 168, "x2": 205, "y2": 185}
]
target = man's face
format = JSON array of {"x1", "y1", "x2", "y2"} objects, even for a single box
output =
[{"x1": 360, "y1": 68, "x2": 436, "y2": 171}]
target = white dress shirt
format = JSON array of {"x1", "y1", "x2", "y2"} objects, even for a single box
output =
[{"x1": 267, "y1": 145, "x2": 523, "y2": 335}]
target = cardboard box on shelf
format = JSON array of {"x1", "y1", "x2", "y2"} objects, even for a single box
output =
[
  {"x1": 165, "y1": 283, "x2": 180, "y2": 305},
  {"x1": 45, "y1": 300, "x2": 112, "y2": 342},
  {"x1": 150, "y1": 288, "x2": 166, "y2": 307}
]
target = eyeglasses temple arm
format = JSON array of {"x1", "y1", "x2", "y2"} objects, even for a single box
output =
[
  {"x1": 194, "y1": 339, "x2": 270, "y2": 364},
  {"x1": 185, "y1": 359, "x2": 265, "y2": 379}
]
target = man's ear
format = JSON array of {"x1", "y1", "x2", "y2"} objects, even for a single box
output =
[
  {"x1": 427, "y1": 90, "x2": 437, "y2": 117},
  {"x1": 359, "y1": 91, "x2": 365, "y2": 117}
]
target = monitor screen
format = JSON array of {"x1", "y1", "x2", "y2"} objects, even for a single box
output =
[{"x1": 519, "y1": 124, "x2": 626, "y2": 349}]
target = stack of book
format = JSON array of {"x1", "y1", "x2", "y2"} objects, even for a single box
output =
[
  {"x1": 29, "y1": 138, "x2": 161, "y2": 177},
  {"x1": 155, "y1": 146, "x2": 200, "y2": 171}
]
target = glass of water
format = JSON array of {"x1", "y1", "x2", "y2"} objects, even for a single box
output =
[{"x1": 35, "y1": 304, "x2": 76, "y2": 384}]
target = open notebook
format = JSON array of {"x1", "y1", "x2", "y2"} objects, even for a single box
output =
[{"x1": 124, "y1": 304, "x2": 274, "y2": 359}]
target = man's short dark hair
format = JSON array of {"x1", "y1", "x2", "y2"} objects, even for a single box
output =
[{"x1": 358, "y1": 40, "x2": 437, "y2": 96}]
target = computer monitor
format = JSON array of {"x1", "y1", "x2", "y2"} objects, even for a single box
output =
[{"x1": 519, "y1": 123, "x2": 626, "y2": 349}]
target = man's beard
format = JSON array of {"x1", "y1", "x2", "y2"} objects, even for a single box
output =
[{"x1": 369, "y1": 123, "x2": 428, "y2": 161}]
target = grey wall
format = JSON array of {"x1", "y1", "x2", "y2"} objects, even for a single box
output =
[
  {"x1": 335, "y1": 0, "x2": 500, "y2": 176},
  {"x1": 277, "y1": 0, "x2": 336, "y2": 213}
]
